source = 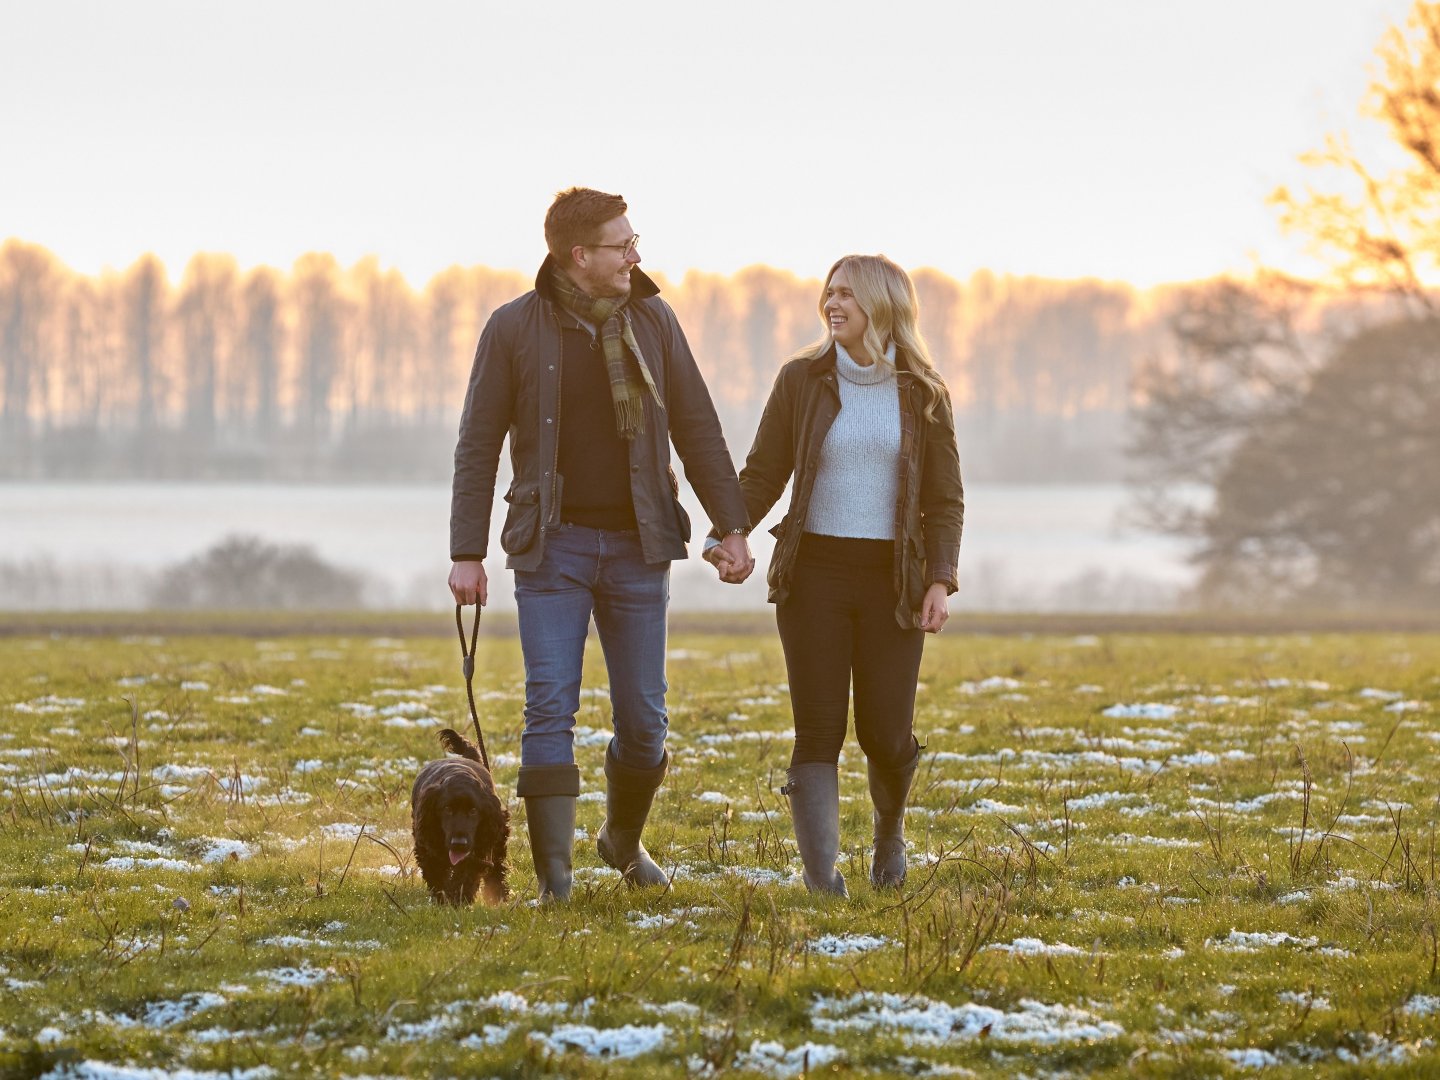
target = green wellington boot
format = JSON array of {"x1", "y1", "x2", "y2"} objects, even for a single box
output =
[
  {"x1": 596, "y1": 743, "x2": 670, "y2": 887},
  {"x1": 781, "y1": 762, "x2": 848, "y2": 896},
  {"x1": 516, "y1": 763, "x2": 580, "y2": 901},
  {"x1": 868, "y1": 742, "x2": 921, "y2": 888}
]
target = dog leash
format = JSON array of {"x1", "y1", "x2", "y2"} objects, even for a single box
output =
[{"x1": 454, "y1": 604, "x2": 492, "y2": 769}]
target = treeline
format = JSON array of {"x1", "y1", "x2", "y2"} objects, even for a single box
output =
[{"x1": 3, "y1": 239, "x2": 1178, "y2": 482}]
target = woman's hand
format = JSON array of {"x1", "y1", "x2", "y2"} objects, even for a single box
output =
[{"x1": 918, "y1": 582, "x2": 950, "y2": 634}]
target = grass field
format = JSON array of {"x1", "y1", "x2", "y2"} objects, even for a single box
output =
[{"x1": 2, "y1": 627, "x2": 1439, "y2": 1078}]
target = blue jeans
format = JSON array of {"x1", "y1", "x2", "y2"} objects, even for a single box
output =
[{"x1": 514, "y1": 523, "x2": 670, "y2": 769}]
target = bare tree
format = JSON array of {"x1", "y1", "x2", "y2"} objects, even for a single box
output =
[
  {"x1": 1131, "y1": 0, "x2": 1440, "y2": 607},
  {"x1": 291, "y1": 253, "x2": 346, "y2": 448},
  {"x1": 120, "y1": 254, "x2": 170, "y2": 452},
  {"x1": 419, "y1": 267, "x2": 465, "y2": 426},
  {"x1": 240, "y1": 267, "x2": 283, "y2": 440},
  {"x1": 1195, "y1": 319, "x2": 1440, "y2": 607},
  {"x1": 349, "y1": 257, "x2": 418, "y2": 426},
  {"x1": 176, "y1": 253, "x2": 238, "y2": 451},
  {"x1": 1271, "y1": 0, "x2": 1440, "y2": 305},
  {"x1": 0, "y1": 240, "x2": 61, "y2": 472}
]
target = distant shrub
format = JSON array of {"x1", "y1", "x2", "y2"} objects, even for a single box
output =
[{"x1": 147, "y1": 534, "x2": 365, "y2": 610}]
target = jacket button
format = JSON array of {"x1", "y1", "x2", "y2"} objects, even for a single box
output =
[
  {"x1": 630, "y1": 465, "x2": 639, "y2": 473},
  {"x1": 546, "y1": 418, "x2": 553, "y2": 424},
  {"x1": 638, "y1": 518, "x2": 648, "y2": 525},
  {"x1": 548, "y1": 364, "x2": 555, "y2": 371}
]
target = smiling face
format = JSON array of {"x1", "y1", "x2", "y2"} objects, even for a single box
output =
[
  {"x1": 824, "y1": 264, "x2": 871, "y2": 359},
  {"x1": 569, "y1": 214, "x2": 641, "y2": 299}
]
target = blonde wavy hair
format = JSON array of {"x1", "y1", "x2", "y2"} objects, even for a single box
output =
[{"x1": 795, "y1": 254, "x2": 949, "y2": 420}]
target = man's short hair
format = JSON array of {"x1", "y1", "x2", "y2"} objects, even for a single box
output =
[{"x1": 545, "y1": 188, "x2": 628, "y2": 264}]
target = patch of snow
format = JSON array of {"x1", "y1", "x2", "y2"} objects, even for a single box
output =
[
  {"x1": 529, "y1": 1022, "x2": 669, "y2": 1059},
  {"x1": 732, "y1": 1039, "x2": 845, "y2": 1077},
  {"x1": 811, "y1": 991, "x2": 1124, "y2": 1045},
  {"x1": 809, "y1": 934, "x2": 891, "y2": 957},
  {"x1": 257, "y1": 962, "x2": 331, "y2": 987},
  {"x1": 958, "y1": 677, "x2": 1023, "y2": 694},
  {"x1": 985, "y1": 938, "x2": 1088, "y2": 957},
  {"x1": 1277, "y1": 991, "x2": 1331, "y2": 1010},
  {"x1": 1403, "y1": 995, "x2": 1440, "y2": 1017},
  {"x1": 201, "y1": 838, "x2": 254, "y2": 863},
  {"x1": 99, "y1": 856, "x2": 199, "y2": 873},
  {"x1": 140, "y1": 992, "x2": 227, "y2": 1028},
  {"x1": 1223, "y1": 1048, "x2": 1282, "y2": 1068},
  {"x1": 41, "y1": 1065, "x2": 275, "y2": 1079},
  {"x1": 1210, "y1": 930, "x2": 1319, "y2": 952},
  {"x1": 1102, "y1": 703, "x2": 1179, "y2": 720},
  {"x1": 458, "y1": 1024, "x2": 516, "y2": 1048}
]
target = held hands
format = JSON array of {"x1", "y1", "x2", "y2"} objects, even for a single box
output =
[
  {"x1": 448, "y1": 560, "x2": 488, "y2": 607},
  {"x1": 918, "y1": 582, "x2": 950, "y2": 634},
  {"x1": 704, "y1": 533, "x2": 755, "y2": 585}
]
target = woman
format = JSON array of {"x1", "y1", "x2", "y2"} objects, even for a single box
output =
[{"x1": 707, "y1": 254, "x2": 963, "y2": 895}]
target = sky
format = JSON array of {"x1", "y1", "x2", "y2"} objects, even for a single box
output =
[{"x1": 0, "y1": 0, "x2": 1417, "y2": 287}]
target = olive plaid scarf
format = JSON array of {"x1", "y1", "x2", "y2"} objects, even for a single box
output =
[{"x1": 548, "y1": 268, "x2": 664, "y2": 439}]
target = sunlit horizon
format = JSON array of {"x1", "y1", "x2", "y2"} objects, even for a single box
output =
[{"x1": 0, "y1": 235, "x2": 1391, "y2": 294}]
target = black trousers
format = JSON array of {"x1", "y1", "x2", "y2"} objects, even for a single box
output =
[{"x1": 776, "y1": 533, "x2": 925, "y2": 769}]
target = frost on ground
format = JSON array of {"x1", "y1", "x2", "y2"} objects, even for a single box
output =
[
  {"x1": 1102, "y1": 703, "x2": 1179, "y2": 720},
  {"x1": 200, "y1": 838, "x2": 254, "y2": 862},
  {"x1": 529, "y1": 1022, "x2": 669, "y2": 1059},
  {"x1": 41, "y1": 1065, "x2": 276, "y2": 1080},
  {"x1": 808, "y1": 933, "x2": 892, "y2": 957},
  {"x1": 985, "y1": 937, "x2": 1089, "y2": 957},
  {"x1": 729, "y1": 1039, "x2": 845, "y2": 1077},
  {"x1": 256, "y1": 961, "x2": 331, "y2": 987},
  {"x1": 138, "y1": 991, "x2": 227, "y2": 1028},
  {"x1": 811, "y1": 992, "x2": 1124, "y2": 1045},
  {"x1": 1210, "y1": 930, "x2": 1319, "y2": 953},
  {"x1": 1405, "y1": 995, "x2": 1440, "y2": 1017}
]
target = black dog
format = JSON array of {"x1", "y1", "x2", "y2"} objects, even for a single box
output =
[{"x1": 411, "y1": 729, "x2": 509, "y2": 905}]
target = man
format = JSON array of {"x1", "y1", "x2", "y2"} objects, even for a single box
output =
[{"x1": 449, "y1": 188, "x2": 754, "y2": 900}]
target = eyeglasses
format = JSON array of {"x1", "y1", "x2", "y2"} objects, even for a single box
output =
[{"x1": 589, "y1": 234, "x2": 640, "y2": 258}]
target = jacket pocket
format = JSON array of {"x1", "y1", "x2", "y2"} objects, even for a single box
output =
[
  {"x1": 672, "y1": 499, "x2": 692, "y2": 543},
  {"x1": 665, "y1": 465, "x2": 691, "y2": 542},
  {"x1": 500, "y1": 485, "x2": 541, "y2": 555},
  {"x1": 769, "y1": 514, "x2": 789, "y2": 540}
]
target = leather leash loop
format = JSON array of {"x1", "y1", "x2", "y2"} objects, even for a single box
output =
[{"x1": 455, "y1": 603, "x2": 491, "y2": 769}]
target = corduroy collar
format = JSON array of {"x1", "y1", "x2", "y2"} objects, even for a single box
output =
[{"x1": 534, "y1": 253, "x2": 661, "y2": 303}]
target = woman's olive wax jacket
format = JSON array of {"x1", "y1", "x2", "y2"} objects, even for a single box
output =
[{"x1": 729, "y1": 345, "x2": 964, "y2": 629}]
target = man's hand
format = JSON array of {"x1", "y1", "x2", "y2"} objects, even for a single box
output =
[
  {"x1": 918, "y1": 582, "x2": 950, "y2": 634},
  {"x1": 715, "y1": 533, "x2": 755, "y2": 585},
  {"x1": 449, "y1": 560, "x2": 488, "y2": 606}
]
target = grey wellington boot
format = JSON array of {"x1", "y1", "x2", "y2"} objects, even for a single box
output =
[
  {"x1": 517, "y1": 764, "x2": 580, "y2": 901},
  {"x1": 596, "y1": 743, "x2": 670, "y2": 887},
  {"x1": 782, "y1": 762, "x2": 848, "y2": 896},
  {"x1": 868, "y1": 742, "x2": 921, "y2": 888}
]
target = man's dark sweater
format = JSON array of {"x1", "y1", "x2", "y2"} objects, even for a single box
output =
[{"x1": 556, "y1": 325, "x2": 638, "y2": 530}]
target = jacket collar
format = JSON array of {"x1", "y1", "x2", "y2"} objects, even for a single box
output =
[{"x1": 534, "y1": 253, "x2": 661, "y2": 303}]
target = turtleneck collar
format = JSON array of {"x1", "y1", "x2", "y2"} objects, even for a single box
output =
[{"x1": 835, "y1": 340, "x2": 898, "y2": 385}]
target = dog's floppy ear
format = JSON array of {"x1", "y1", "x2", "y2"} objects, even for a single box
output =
[
  {"x1": 413, "y1": 775, "x2": 444, "y2": 836},
  {"x1": 474, "y1": 789, "x2": 510, "y2": 867}
]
